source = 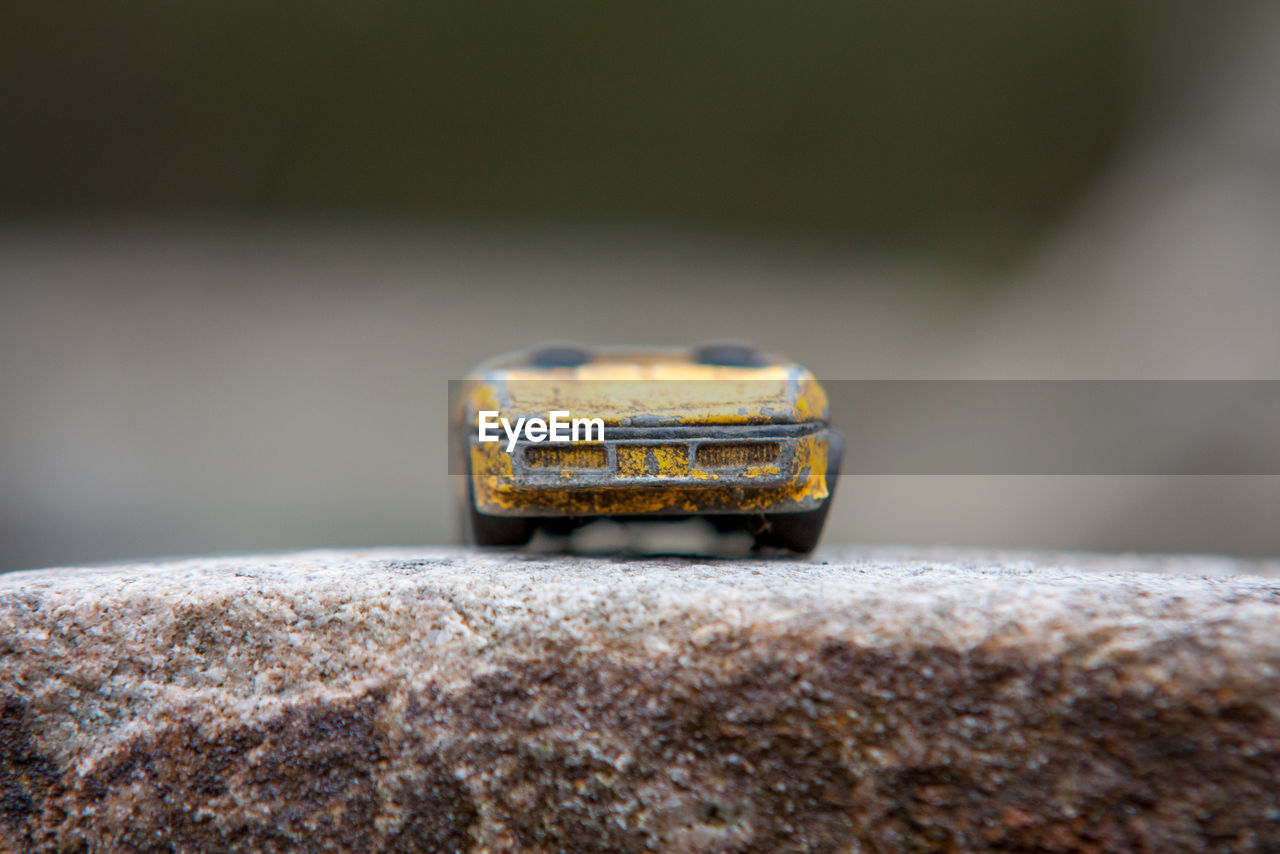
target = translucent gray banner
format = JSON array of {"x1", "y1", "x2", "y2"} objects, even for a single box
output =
[{"x1": 448, "y1": 380, "x2": 1280, "y2": 475}]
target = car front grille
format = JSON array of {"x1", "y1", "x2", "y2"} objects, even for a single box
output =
[
  {"x1": 525, "y1": 444, "x2": 608, "y2": 468},
  {"x1": 695, "y1": 441, "x2": 781, "y2": 468}
]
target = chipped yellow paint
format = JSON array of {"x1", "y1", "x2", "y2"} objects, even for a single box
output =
[
  {"x1": 742, "y1": 465, "x2": 783, "y2": 478},
  {"x1": 472, "y1": 433, "x2": 830, "y2": 516},
  {"x1": 792, "y1": 433, "x2": 830, "y2": 503},
  {"x1": 473, "y1": 477, "x2": 826, "y2": 516},
  {"x1": 616, "y1": 445, "x2": 696, "y2": 479},
  {"x1": 792, "y1": 375, "x2": 828, "y2": 422},
  {"x1": 470, "y1": 441, "x2": 513, "y2": 479}
]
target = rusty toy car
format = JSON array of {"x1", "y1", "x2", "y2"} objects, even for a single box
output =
[{"x1": 454, "y1": 343, "x2": 842, "y2": 552}]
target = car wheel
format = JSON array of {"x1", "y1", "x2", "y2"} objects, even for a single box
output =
[
  {"x1": 529, "y1": 343, "x2": 591, "y2": 368},
  {"x1": 692, "y1": 342, "x2": 767, "y2": 367},
  {"x1": 465, "y1": 478, "x2": 536, "y2": 547},
  {"x1": 751, "y1": 432, "x2": 843, "y2": 553}
]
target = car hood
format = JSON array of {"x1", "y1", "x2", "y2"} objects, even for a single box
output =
[{"x1": 465, "y1": 364, "x2": 829, "y2": 427}]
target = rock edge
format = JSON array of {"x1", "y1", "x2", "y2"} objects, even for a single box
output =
[{"x1": 2, "y1": 548, "x2": 1279, "y2": 852}]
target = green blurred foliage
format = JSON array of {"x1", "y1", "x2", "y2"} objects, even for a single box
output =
[{"x1": 1, "y1": 2, "x2": 1135, "y2": 260}]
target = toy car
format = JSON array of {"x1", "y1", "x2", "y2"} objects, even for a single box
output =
[{"x1": 454, "y1": 343, "x2": 842, "y2": 552}]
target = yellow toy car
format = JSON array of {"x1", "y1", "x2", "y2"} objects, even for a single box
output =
[{"x1": 454, "y1": 343, "x2": 842, "y2": 552}]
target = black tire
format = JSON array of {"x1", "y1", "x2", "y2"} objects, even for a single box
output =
[
  {"x1": 537, "y1": 517, "x2": 595, "y2": 537},
  {"x1": 465, "y1": 478, "x2": 536, "y2": 547},
  {"x1": 751, "y1": 432, "x2": 843, "y2": 553},
  {"x1": 692, "y1": 342, "x2": 768, "y2": 367},
  {"x1": 704, "y1": 514, "x2": 746, "y2": 534},
  {"x1": 529, "y1": 343, "x2": 591, "y2": 368}
]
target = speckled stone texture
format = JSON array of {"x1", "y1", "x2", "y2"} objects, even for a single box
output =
[{"x1": 2, "y1": 548, "x2": 1279, "y2": 853}]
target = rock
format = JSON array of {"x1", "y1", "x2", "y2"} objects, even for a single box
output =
[{"x1": 2, "y1": 547, "x2": 1279, "y2": 853}]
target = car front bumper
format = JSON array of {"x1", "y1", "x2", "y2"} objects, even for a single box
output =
[{"x1": 469, "y1": 423, "x2": 835, "y2": 517}]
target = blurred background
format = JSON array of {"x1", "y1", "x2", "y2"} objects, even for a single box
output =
[{"x1": 2, "y1": 1, "x2": 1278, "y2": 571}]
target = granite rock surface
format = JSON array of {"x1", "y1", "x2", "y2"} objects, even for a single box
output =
[{"x1": 2, "y1": 548, "x2": 1279, "y2": 853}]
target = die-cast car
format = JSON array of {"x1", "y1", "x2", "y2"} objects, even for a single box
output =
[{"x1": 454, "y1": 343, "x2": 842, "y2": 552}]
